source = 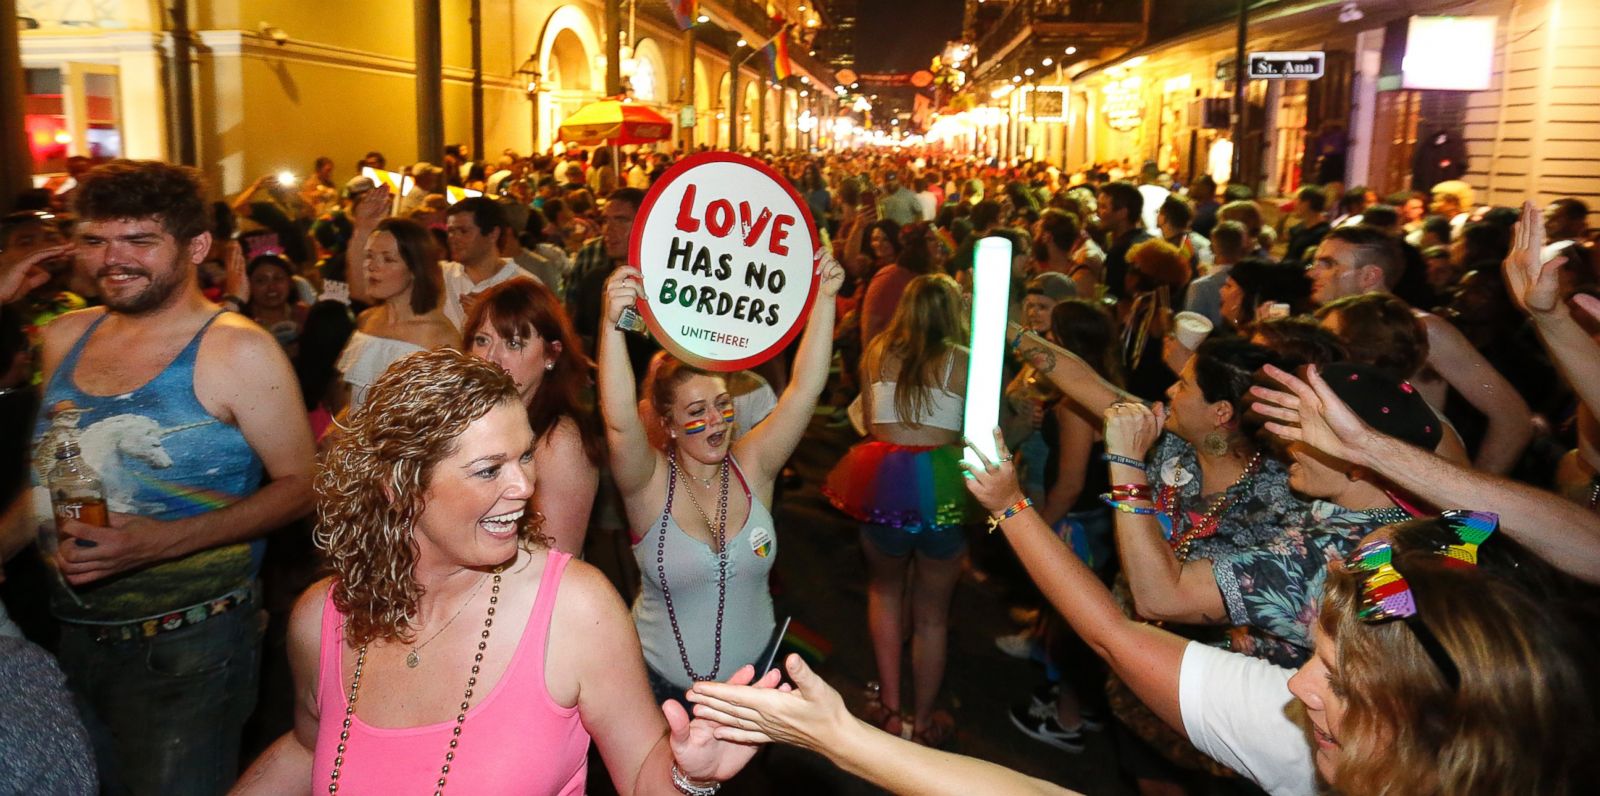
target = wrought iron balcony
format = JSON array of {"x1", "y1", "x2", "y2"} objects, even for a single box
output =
[{"x1": 972, "y1": 0, "x2": 1149, "y2": 76}]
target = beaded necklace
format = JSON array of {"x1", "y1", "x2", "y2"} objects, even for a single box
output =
[
  {"x1": 658, "y1": 452, "x2": 730, "y2": 681},
  {"x1": 329, "y1": 569, "x2": 502, "y2": 795},
  {"x1": 1160, "y1": 451, "x2": 1264, "y2": 562}
]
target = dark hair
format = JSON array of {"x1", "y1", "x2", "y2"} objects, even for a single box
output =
[
  {"x1": 897, "y1": 223, "x2": 937, "y2": 275},
  {"x1": 1159, "y1": 195, "x2": 1194, "y2": 229},
  {"x1": 1421, "y1": 215, "x2": 1453, "y2": 243},
  {"x1": 1098, "y1": 181, "x2": 1143, "y2": 222},
  {"x1": 1037, "y1": 208, "x2": 1079, "y2": 252},
  {"x1": 1228, "y1": 258, "x2": 1312, "y2": 317},
  {"x1": 75, "y1": 159, "x2": 210, "y2": 242},
  {"x1": 1211, "y1": 220, "x2": 1248, "y2": 261},
  {"x1": 1193, "y1": 336, "x2": 1286, "y2": 414},
  {"x1": 447, "y1": 196, "x2": 509, "y2": 237},
  {"x1": 1480, "y1": 206, "x2": 1520, "y2": 230},
  {"x1": 1316, "y1": 292, "x2": 1429, "y2": 380},
  {"x1": 1325, "y1": 225, "x2": 1404, "y2": 288},
  {"x1": 541, "y1": 198, "x2": 567, "y2": 226},
  {"x1": 246, "y1": 253, "x2": 295, "y2": 282},
  {"x1": 606, "y1": 187, "x2": 648, "y2": 214},
  {"x1": 461, "y1": 279, "x2": 603, "y2": 466},
  {"x1": 1339, "y1": 187, "x2": 1369, "y2": 215},
  {"x1": 1218, "y1": 199, "x2": 1263, "y2": 235},
  {"x1": 315, "y1": 156, "x2": 334, "y2": 171},
  {"x1": 1360, "y1": 204, "x2": 1400, "y2": 229},
  {"x1": 1222, "y1": 184, "x2": 1255, "y2": 203},
  {"x1": 1458, "y1": 222, "x2": 1511, "y2": 267},
  {"x1": 970, "y1": 199, "x2": 1003, "y2": 230},
  {"x1": 373, "y1": 218, "x2": 444, "y2": 315},
  {"x1": 1049, "y1": 299, "x2": 1122, "y2": 386},
  {"x1": 1551, "y1": 197, "x2": 1589, "y2": 222},
  {"x1": 866, "y1": 219, "x2": 903, "y2": 260},
  {"x1": 294, "y1": 300, "x2": 357, "y2": 411},
  {"x1": 1296, "y1": 185, "x2": 1328, "y2": 212}
]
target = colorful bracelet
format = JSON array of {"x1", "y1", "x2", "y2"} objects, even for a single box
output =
[
  {"x1": 987, "y1": 496, "x2": 1035, "y2": 533},
  {"x1": 1111, "y1": 483, "x2": 1153, "y2": 500},
  {"x1": 1100, "y1": 493, "x2": 1159, "y2": 515},
  {"x1": 1102, "y1": 452, "x2": 1146, "y2": 470},
  {"x1": 1011, "y1": 330, "x2": 1027, "y2": 351}
]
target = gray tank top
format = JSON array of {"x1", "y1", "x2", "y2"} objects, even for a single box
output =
[{"x1": 631, "y1": 456, "x2": 777, "y2": 690}]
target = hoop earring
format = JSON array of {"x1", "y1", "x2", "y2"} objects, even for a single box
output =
[{"x1": 1201, "y1": 431, "x2": 1230, "y2": 457}]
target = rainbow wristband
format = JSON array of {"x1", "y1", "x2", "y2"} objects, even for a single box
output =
[
  {"x1": 987, "y1": 496, "x2": 1034, "y2": 533},
  {"x1": 1011, "y1": 330, "x2": 1026, "y2": 351},
  {"x1": 1100, "y1": 493, "x2": 1159, "y2": 515}
]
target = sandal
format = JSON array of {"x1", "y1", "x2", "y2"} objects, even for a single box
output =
[
  {"x1": 913, "y1": 710, "x2": 957, "y2": 749},
  {"x1": 862, "y1": 681, "x2": 908, "y2": 738}
]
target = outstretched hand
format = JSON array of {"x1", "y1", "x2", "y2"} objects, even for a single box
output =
[
  {"x1": 1249, "y1": 364, "x2": 1373, "y2": 465},
  {"x1": 1503, "y1": 200, "x2": 1565, "y2": 316},
  {"x1": 815, "y1": 249, "x2": 845, "y2": 298},
  {"x1": 0, "y1": 243, "x2": 66, "y2": 303},
  {"x1": 961, "y1": 427, "x2": 1026, "y2": 513},
  {"x1": 664, "y1": 664, "x2": 784, "y2": 783},
  {"x1": 604, "y1": 265, "x2": 645, "y2": 326},
  {"x1": 352, "y1": 185, "x2": 392, "y2": 228},
  {"x1": 688, "y1": 654, "x2": 846, "y2": 753}
]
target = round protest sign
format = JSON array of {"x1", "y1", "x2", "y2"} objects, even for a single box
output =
[{"x1": 630, "y1": 152, "x2": 820, "y2": 372}]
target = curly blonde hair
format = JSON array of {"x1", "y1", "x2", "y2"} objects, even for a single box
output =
[{"x1": 315, "y1": 348, "x2": 546, "y2": 646}]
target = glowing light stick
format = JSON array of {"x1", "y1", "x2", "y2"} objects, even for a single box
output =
[{"x1": 963, "y1": 236, "x2": 1013, "y2": 469}]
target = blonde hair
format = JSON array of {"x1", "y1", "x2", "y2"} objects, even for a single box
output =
[
  {"x1": 315, "y1": 348, "x2": 547, "y2": 646},
  {"x1": 1318, "y1": 525, "x2": 1594, "y2": 795},
  {"x1": 866, "y1": 274, "x2": 967, "y2": 428}
]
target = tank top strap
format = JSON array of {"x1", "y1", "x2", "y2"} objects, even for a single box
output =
[
  {"x1": 524, "y1": 549, "x2": 572, "y2": 685},
  {"x1": 317, "y1": 583, "x2": 346, "y2": 711},
  {"x1": 171, "y1": 311, "x2": 228, "y2": 371},
  {"x1": 54, "y1": 312, "x2": 112, "y2": 380},
  {"x1": 941, "y1": 350, "x2": 957, "y2": 385},
  {"x1": 726, "y1": 455, "x2": 753, "y2": 499}
]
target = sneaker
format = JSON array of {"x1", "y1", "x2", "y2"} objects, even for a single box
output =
[
  {"x1": 994, "y1": 630, "x2": 1035, "y2": 660},
  {"x1": 1008, "y1": 702, "x2": 1085, "y2": 752},
  {"x1": 1024, "y1": 685, "x2": 1105, "y2": 732}
]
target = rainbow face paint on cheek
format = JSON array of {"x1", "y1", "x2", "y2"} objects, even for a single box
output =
[
  {"x1": 720, "y1": 407, "x2": 736, "y2": 423},
  {"x1": 682, "y1": 418, "x2": 709, "y2": 435}
]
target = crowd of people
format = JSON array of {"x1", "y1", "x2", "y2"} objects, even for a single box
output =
[{"x1": 0, "y1": 141, "x2": 1597, "y2": 796}]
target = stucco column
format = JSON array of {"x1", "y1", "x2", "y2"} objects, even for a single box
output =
[
  {"x1": 0, "y1": 0, "x2": 29, "y2": 210},
  {"x1": 415, "y1": 0, "x2": 444, "y2": 163}
]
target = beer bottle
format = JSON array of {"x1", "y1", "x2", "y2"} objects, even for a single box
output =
[{"x1": 49, "y1": 440, "x2": 108, "y2": 534}]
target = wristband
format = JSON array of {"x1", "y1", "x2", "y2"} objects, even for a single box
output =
[
  {"x1": 671, "y1": 764, "x2": 720, "y2": 796},
  {"x1": 1100, "y1": 494, "x2": 1158, "y2": 515},
  {"x1": 987, "y1": 496, "x2": 1034, "y2": 533},
  {"x1": 1102, "y1": 452, "x2": 1146, "y2": 470},
  {"x1": 1110, "y1": 483, "x2": 1152, "y2": 500},
  {"x1": 1010, "y1": 330, "x2": 1026, "y2": 351}
]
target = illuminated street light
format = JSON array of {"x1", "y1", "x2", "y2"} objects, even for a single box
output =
[
  {"x1": 1024, "y1": 67, "x2": 1034, "y2": 76},
  {"x1": 736, "y1": 38, "x2": 748, "y2": 48},
  {"x1": 1042, "y1": 57, "x2": 1053, "y2": 66},
  {"x1": 696, "y1": 14, "x2": 710, "y2": 24},
  {"x1": 1012, "y1": 75, "x2": 1021, "y2": 83}
]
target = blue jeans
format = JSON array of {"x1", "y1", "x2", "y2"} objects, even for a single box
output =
[{"x1": 57, "y1": 600, "x2": 262, "y2": 796}]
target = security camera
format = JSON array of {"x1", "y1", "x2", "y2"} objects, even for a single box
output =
[{"x1": 259, "y1": 23, "x2": 290, "y2": 46}]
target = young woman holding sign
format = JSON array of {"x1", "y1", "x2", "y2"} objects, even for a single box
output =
[{"x1": 598, "y1": 254, "x2": 844, "y2": 708}]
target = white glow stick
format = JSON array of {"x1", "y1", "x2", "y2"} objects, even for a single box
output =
[{"x1": 963, "y1": 236, "x2": 1013, "y2": 469}]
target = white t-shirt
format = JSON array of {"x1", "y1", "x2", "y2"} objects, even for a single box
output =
[
  {"x1": 1179, "y1": 642, "x2": 1318, "y2": 796},
  {"x1": 441, "y1": 258, "x2": 536, "y2": 331}
]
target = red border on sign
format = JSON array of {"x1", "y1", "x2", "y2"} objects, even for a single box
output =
[{"x1": 628, "y1": 151, "x2": 821, "y2": 373}]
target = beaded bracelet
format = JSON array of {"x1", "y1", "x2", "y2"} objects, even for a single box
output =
[
  {"x1": 987, "y1": 496, "x2": 1035, "y2": 532},
  {"x1": 1100, "y1": 493, "x2": 1159, "y2": 515},
  {"x1": 1102, "y1": 452, "x2": 1146, "y2": 470},
  {"x1": 672, "y1": 764, "x2": 720, "y2": 796},
  {"x1": 1111, "y1": 483, "x2": 1153, "y2": 500}
]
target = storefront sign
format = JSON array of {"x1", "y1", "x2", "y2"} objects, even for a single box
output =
[
  {"x1": 630, "y1": 152, "x2": 820, "y2": 371},
  {"x1": 1024, "y1": 86, "x2": 1067, "y2": 122},
  {"x1": 1247, "y1": 51, "x2": 1325, "y2": 79},
  {"x1": 1102, "y1": 76, "x2": 1143, "y2": 132},
  {"x1": 679, "y1": 105, "x2": 696, "y2": 129}
]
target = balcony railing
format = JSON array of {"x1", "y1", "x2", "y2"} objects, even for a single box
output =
[{"x1": 974, "y1": 0, "x2": 1148, "y2": 72}]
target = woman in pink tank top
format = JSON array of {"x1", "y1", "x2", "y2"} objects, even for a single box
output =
[{"x1": 235, "y1": 350, "x2": 775, "y2": 794}]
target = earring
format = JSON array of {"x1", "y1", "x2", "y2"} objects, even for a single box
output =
[
  {"x1": 544, "y1": 362, "x2": 555, "y2": 371},
  {"x1": 1201, "y1": 431, "x2": 1230, "y2": 457}
]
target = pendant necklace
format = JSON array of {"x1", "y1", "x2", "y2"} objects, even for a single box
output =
[
  {"x1": 657, "y1": 452, "x2": 730, "y2": 681},
  {"x1": 405, "y1": 572, "x2": 489, "y2": 669}
]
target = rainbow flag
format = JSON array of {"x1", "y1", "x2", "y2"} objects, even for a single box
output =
[
  {"x1": 669, "y1": 0, "x2": 697, "y2": 30},
  {"x1": 765, "y1": 25, "x2": 792, "y2": 82}
]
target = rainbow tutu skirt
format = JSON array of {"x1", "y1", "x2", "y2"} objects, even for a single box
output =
[{"x1": 823, "y1": 441, "x2": 978, "y2": 532}]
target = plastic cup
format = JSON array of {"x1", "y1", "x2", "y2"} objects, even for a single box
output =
[{"x1": 1173, "y1": 311, "x2": 1214, "y2": 350}]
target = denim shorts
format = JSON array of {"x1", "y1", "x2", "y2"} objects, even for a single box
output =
[{"x1": 861, "y1": 523, "x2": 968, "y2": 560}]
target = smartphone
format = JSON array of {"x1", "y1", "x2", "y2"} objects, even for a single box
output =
[{"x1": 755, "y1": 615, "x2": 792, "y2": 677}]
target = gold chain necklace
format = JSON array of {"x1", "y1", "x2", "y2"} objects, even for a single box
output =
[
  {"x1": 405, "y1": 573, "x2": 489, "y2": 669},
  {"x1": 679, "y1": 462, "x2": 728, "y2": 542},
  {"x1": 329, "y1": 569, "x2": 501, "y2": 795}
]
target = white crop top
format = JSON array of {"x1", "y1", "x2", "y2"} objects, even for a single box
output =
[{"x1": 870, "y1": 353, "x2": 964, "y2": 431}]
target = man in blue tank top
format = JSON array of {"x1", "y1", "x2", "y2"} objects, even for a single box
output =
[{"x1": 2, "y1": 160, "x2": 315, "y2": 794}]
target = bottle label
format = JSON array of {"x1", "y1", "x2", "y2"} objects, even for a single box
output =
[{"x1": 54, "y1": 500, "x2": 108, "y2": 529}]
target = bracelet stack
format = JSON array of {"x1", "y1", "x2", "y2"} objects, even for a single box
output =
[
  {"x1": 1101, "y1": 452, "x2": 1146, "y2": 470},
  {"x1": 1110, "y1": 483, "x2": 1152, "y2": 501},
  {"x1": 672, "y1": 764, "x2": 720, "y2": 796},
  {"x1": 987, "y1": 496, "x2": 1034, "y2": 532},
  {"x1": 1100, "y1": 493, "x2": 1159, "y2": 515}
]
